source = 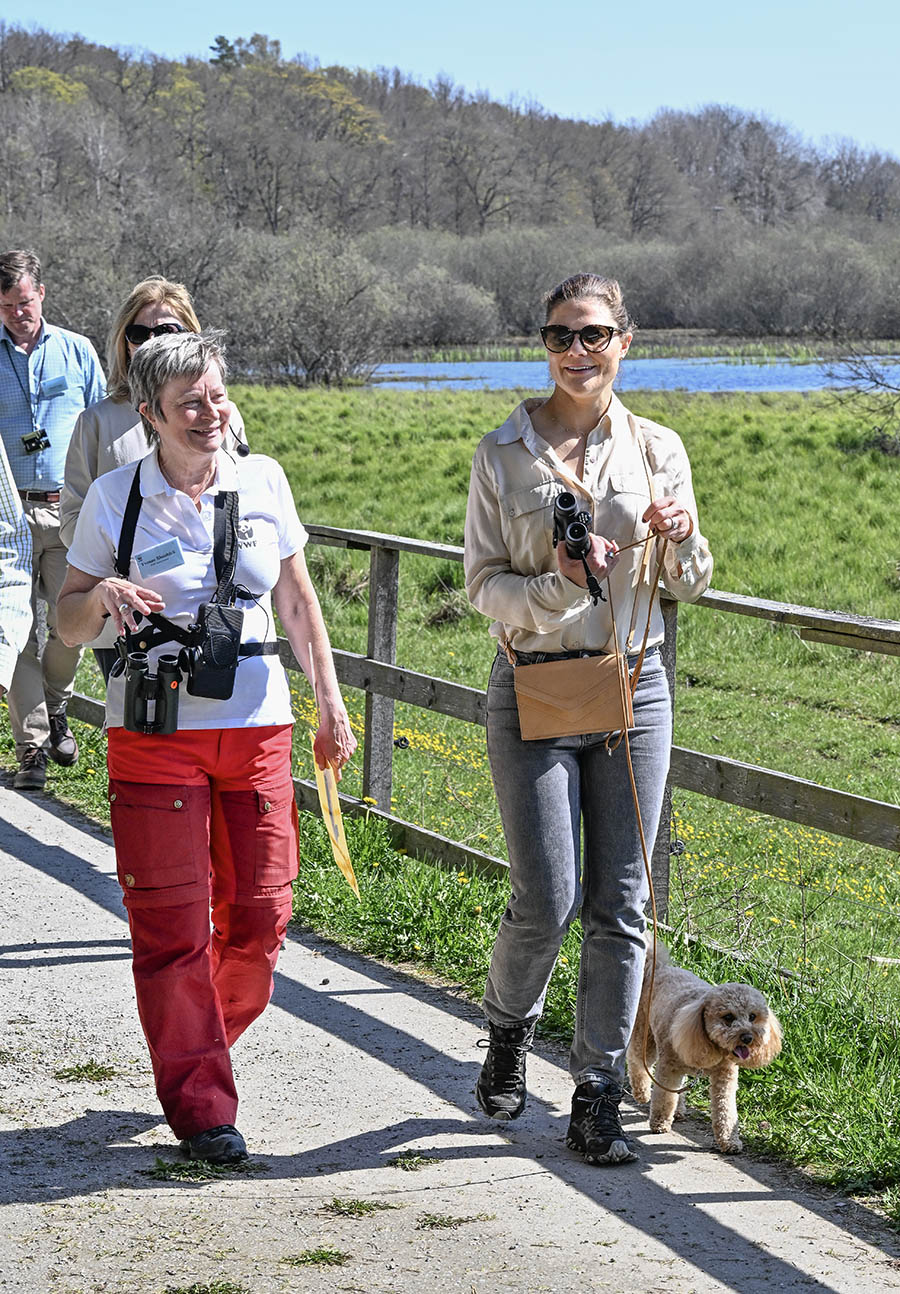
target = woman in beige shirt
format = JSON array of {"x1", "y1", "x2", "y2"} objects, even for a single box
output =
[
  {"x1": 60, "y1": 277, "x2": 247, "y2": 679},
  {"x1": 464, "y1": 273, "x2": 712, "y2": 1165}
]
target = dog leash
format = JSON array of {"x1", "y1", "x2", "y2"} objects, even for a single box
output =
[{"x1": 606, "y1": 536, "x2": 690, "y2": 1096}]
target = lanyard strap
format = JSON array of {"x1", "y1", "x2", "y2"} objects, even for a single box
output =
[{"x1": 2, "y1": 337, "x2": 47, "y2": 434}]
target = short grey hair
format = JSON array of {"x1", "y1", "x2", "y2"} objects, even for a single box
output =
[{"x1": 128, "y1": 331, "x2": 228, "y2": 445}]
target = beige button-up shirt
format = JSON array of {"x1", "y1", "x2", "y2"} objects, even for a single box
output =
[{"x1": 464, "y1": 394, "x2": 713, "y2": 655}]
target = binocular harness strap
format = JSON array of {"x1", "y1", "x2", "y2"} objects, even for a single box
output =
[{"x1": 114, "y1": 460, "x2": 276, "y2": 659}]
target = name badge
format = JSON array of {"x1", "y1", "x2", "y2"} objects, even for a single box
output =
[
  {"x1": 40, "y1": 374, "x2": 68, "y2": 398},
  {"x1": 135, "y1": 536, "x2": 185, "y2": 577}
]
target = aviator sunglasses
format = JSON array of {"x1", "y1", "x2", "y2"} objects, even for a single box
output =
[
  {"x1": 124, "y1": 321, "x2": 188, "y2": 346},
  {"x1": 540, "y1": 323, "x2": 623, "y2": 354}
]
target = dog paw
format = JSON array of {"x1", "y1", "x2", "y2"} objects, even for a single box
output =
[
  {"x1": 717, "y1": 1135, "x2": 743, "y2": 1154},
  {"x1": 629, "y1": 1085, "x2": 651, "y2": 1105},
  {"x1": 648, "y1": 1118, "x2": 673, "y2": 1134}
]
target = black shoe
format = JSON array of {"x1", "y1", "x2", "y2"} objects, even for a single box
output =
[
  {"x1": 475, "y1": 1019, "x2": 536, "y2": 1121},
  {"x1": 48, "y1": 712, "x2": 78, "y2": 766},
  {"x1": 567, "y1": 1079, "x2": 638, "y2": 1165},
  {"x1": 13, "y1": 746, "x2": 47, "y2": 790},
  {"x1": 181, "y1": 1124, "x2": 248, "y2": 1164}
]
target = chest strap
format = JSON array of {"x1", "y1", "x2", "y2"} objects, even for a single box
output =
[{"x1": 114, "y1": 460, "x2": 277, "y2": 658}]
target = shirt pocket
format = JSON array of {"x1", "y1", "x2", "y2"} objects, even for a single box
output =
[
  {"x1": 498, "y1": 480, "x2": 560, "y2": 565},
  {"x1": 604, "y1": 472, "x2": 652, "y2": 537}
]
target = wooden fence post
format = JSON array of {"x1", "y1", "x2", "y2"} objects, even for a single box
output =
[
  {"x1": 652, "y1": 599, "x2": 679, "y2": 922},
  {"x1": 362, "y1": 544, "x2": 399, "y2": 809}
]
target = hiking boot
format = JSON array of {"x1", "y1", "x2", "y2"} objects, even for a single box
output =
[
  {"x1": 48, "y1": 711, "x2": 78, "y2": 766},
  {"x1": 475, "y1": 1019, "x2": 536, "y2": 1120},
  {"x1": 181, "y1": 1124, "x2": 248, "y2": 1165},
  {"x1": 13, "y1": 745, "x2": 47, "y2": 790},
  {"x1": 567, "y1": 1079, "x2": 638, "y2": 1165}
]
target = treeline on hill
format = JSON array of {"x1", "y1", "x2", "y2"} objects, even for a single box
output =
[{"x1": 2, "y1": 25, "x2": 899, "y2": 381}]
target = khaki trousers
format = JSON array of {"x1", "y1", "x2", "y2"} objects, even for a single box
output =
[{"x1": 7, "y1": 500, "x2": 83, "y2": 756}]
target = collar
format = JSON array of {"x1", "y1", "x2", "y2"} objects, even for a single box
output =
[
  {"x1": 141, "y1": 447, "x2": 236, "y2": 497},
  {"x1": 495, "y1": 393, "x2": 630, "y2": 451},
  {"x1": 0, "y1": 319, "x2": 50, "y2": 352}
]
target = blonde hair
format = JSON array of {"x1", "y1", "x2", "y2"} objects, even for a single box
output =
[
  {"x1": 106, "y1": 276, "x2": 201, "y2": 401},
  {"x1": 544, "y1": 273, "x2": 633, "y2": 332}
]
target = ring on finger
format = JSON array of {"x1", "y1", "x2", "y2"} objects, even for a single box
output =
[{"x1": 118, "y1": 602, "x2": 130, "y2": 614}]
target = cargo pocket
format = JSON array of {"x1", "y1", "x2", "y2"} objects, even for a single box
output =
[
  {"x1": 219, "y1": 782, "x2": 299, "y2": 892},
  {"x1": 108, "y1": 780, "x2": 210, "y2": 908}
]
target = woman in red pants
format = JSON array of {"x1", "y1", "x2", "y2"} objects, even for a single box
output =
[{"x1": 57, "y1": 332, "x2": 355, "y2": 1164}]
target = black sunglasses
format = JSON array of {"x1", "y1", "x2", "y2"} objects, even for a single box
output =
[
  {"x1": 540, "y1": 324, "x2": 623, "y2": 354},
  {"x1": 124, "y1": 322, "x2": 187, "y2": 346}
]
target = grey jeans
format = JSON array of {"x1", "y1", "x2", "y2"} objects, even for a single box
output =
[{"x1": 483, "y1": 647, "x2": 672, "y2": 1087}]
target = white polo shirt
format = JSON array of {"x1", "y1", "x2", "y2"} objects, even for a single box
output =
[{"x1": 68, "y1": 448, "x2": 307, "y2": 730}]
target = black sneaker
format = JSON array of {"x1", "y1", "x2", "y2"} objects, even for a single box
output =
[
  {"x1": 48, "y1": 712, "x2": 78, "y2": 766},
  {"x1": 567, "y1": 1079, "x2": 638, "y2": 1165},
  {"x1": 181, "y1": 1124, "x2": 248, "y2": 1164},
  {"x1": 475, "y1": 1019, "x2": 536, "y2": 1120},
  {"x1": 13, "y1": 746, "x2": 47, "y2": 790}
]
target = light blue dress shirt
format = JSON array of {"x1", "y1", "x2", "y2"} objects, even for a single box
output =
[
  {"x1": 0, "y1": 432, "x2": 32, "y2": 691},
  {"x1": 0, "y1": 321, "x2": 106, "y2": 491}
]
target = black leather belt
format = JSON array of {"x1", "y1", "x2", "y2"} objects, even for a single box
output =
[{"x1": 19, "y1": 489, "x2": 60, "y2": 502}]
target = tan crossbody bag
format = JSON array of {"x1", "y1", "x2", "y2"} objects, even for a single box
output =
[{"x1": 512, "y1": 534, "x2": 666, "y2": 741}]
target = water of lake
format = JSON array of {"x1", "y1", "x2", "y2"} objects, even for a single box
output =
[{"x1": 370, "y1": 356, "x2": 898, "y2": 393}]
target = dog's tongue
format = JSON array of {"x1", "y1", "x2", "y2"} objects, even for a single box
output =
[{"x1": 734, "y1": 1045, "x2": 751, "y2": 1060}]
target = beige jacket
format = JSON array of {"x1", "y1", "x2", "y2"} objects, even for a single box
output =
[
  {"x1": 60, "y1": 396, "x2": 248, "y2": 647},
  {"x1": 464, "y1": 394, "x2": 713, "y2": 655}
]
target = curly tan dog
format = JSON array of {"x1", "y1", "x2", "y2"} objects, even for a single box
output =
[{"x1": 626, "y1": 941, "x2": 782, "y2": 1153}]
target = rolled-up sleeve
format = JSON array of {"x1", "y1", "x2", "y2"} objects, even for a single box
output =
[{"x1": 642, "y1": 422, "x2": 713, "y2": 602}]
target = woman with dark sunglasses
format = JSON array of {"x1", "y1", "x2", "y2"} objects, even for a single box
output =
[
  {"x1": 464, "y1": 273, "x2": 713, "y2": 1165},
  {"x1": 60, "y1": 277, "x2": 247, "y2": 678}
]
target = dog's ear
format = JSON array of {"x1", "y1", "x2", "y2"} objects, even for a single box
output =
[
  {"x1": 755, "y1": 1010, "x2": 783, "y2": 1066},
  {"x1": 670, "y1": 997, "x2": 722, "y2": 1069}
]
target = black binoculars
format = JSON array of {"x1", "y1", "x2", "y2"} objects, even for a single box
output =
[
  {"x1": 553, "y1": 491, "x2": 593, "y2": 560},
  {"x1": 122, "y1": 652, "x2": 182, "y2": 735}
]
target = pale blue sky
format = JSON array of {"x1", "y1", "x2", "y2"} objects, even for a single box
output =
[{"x1": 11, "y1": 0, "x2": 899, "y2": 157}]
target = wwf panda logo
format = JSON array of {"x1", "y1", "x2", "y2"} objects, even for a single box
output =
[{"x1": 237, "y1": 519, "x2": 255, "y2": 547}]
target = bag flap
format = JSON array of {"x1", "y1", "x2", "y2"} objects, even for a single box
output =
[{"x1": 514, "y1": 655, "x2": 626, "y2": 707}]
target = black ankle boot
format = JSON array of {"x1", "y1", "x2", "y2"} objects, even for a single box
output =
[
  {"x1": 475, "y1": 1019, "x2": 536, "y2": 1120},
  {"x1": 567, "y1": 1078, "x2": 638, "y2": 1165}
]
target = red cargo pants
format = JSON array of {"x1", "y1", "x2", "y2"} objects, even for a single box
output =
[{"x1": 107, "y1": 724, "x2": 297, "y2": 1140}]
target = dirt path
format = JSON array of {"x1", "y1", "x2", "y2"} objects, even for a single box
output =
[{"x1": 1, "y1": 784, "x2": 899, "y2": 1294}]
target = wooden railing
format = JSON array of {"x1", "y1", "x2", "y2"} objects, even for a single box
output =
[{"x1": 68, "y1": 522, "x2": 900, "y2": 916}]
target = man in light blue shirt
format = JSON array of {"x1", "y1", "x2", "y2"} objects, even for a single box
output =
[{"x1": 0, "y1": 249, "x2": 105, "y2": 789}]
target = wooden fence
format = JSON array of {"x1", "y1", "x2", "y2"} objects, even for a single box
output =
[{"x1": 68, "y1": 522, "x2": 900, "y2": 918}]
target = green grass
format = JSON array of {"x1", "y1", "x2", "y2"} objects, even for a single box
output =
[
  {"x1": 322, "y1": 1196, "x2": 400, "y2": 1217},
  {"x1": 280, "y1": 1248, "x2": 350, "y2": 1267},
  {"x1": 53, "y1": 1060, "x2": 117, "y2": 1082},
  {"x1": 387, "y1": 1150, "x2": 440, "y2": 1171},
  {"x1": 416, "y1": 1212, "x2": 494, "y2": 1229},
  {"x1": 141, "y1": 1157, "x2": 268, "y2": 1183},
  {"x1": 163, "y1": 1284, "x2": 249, "y2": 1294}
]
